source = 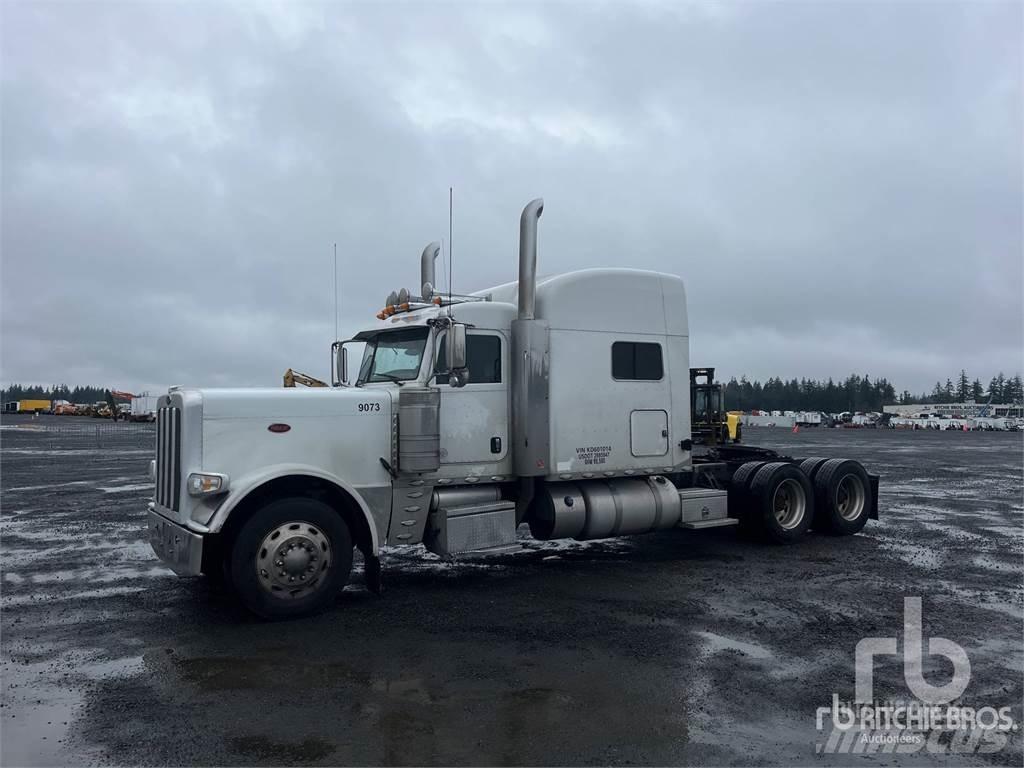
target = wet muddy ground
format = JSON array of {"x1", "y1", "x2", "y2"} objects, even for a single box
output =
[{"x1": 1, "y1": 415, "x2": 1022, "y2": 766}]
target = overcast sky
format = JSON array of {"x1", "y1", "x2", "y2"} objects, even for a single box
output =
[{"x1": 2, "y1": 1, "x2": 1021, "y2": 395}]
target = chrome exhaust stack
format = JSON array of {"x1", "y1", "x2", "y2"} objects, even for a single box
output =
[
  {"x1": 517, "y1": 198, "x2": 544, "y2": 320},
  {"x1": 420, "y1": 241, "x2": 441, "y2": 299},
  {"x1": 512, "y1": 198, "x2": 550, "y2": 485}
]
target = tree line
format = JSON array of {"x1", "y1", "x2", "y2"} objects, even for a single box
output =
[
  {"x1": 723, "y1": 370, "x2": 1022, "y2": 414},
  {"x1": 3, "y1": 369, "x2": 1022, "y2": 414},
  {"x1": 0, "y1": 384, "x2": 122, "y2": 405}
]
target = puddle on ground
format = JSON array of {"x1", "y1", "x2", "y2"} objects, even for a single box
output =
[
  {"x1": 96, "y1": 484, "x2": 152, "y2": 494},
  {"x1": 2, "y1": 565, "x2": 168, "y2": 586},
  {"x1": 696, "y1": 631, "x2": 773, "y2": 659},
  {"x1": 0, "y1": 651, "x2": 138, "y2": 767},
  {"x1": 0, "y1": 689, "x2": 82, "y2": 767},
  {"x1": 2, "y1": 481, "x2": 94, "y2": 493}
]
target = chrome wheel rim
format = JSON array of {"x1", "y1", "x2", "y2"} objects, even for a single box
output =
[
  {"x1": 773, "y1": 478, "x2": 806, "y2": 530},
  {"x1": 256, "y1": 521, "x2": 331, "y2": 600},
  {"x1": 835, "y1": 474, "x2": 866, "y2": 521}
]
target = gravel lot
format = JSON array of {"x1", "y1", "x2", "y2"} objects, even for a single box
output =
[{"x1": 1, "y1": 414, "x2": 1021, "y2": 766}]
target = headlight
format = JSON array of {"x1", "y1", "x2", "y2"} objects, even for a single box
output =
[{"x1": 187, "y1": 472, "x2": 229, "y2": 496}]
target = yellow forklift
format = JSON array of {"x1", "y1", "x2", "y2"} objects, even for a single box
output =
[{"x1": 690, "y1": 367, "x2": 741, "y2": 445}]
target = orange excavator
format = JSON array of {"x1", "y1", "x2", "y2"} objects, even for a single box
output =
[
  {"x1": 99, "y1": 390, "x2": 138, "y2": 420},
  {"x1": 283, "y1": 369, "x2": 328, "y2": 388}
]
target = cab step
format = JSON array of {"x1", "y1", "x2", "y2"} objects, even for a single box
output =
[{"x1": 452, "y1": 543, "x2": 523, "y2": 558}]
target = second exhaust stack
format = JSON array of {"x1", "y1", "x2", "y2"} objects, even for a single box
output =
[
  {"x1": 512, "y1": 197, "x2": 550, "y2": 480},
  {"x1": 518, "y1": 198, "x2": 544, "y2": 320}
]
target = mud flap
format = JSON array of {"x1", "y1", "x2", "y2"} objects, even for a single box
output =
[
  {"x1": 869, "y1": 474, "x2": 880, "y2": 520},
  {"x1": 365, "y1": 554, "x2": 382, "y2": 595}
]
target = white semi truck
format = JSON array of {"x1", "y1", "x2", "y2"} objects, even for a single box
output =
[{"x1": 147, "y1": 199, "x2": 879, "y2": 618}]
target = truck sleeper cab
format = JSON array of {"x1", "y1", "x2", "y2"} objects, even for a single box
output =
[{"x1": 147, "y1": 198, "x2": 880, "y2": 619}]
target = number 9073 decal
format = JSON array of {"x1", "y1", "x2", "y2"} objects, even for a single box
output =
[{"x1": 358, "y1": 402, "x2": 381, "y2": 413}]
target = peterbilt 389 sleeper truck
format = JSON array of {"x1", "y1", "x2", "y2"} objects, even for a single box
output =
[{"x1": 147, "y1": 198, "x2": 879, "y2": 619}]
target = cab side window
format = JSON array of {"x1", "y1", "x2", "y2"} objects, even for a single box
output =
[
  {"x1": 436, "y1": 334, "x2": 502, "y2": 385},
  {"x1": 611, "y1": 341, "x2": 663, "y2": 381}
]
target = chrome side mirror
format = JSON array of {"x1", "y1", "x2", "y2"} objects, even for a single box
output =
[
  {"x1": 332, "y1": 341, "x2": 351, "y2": 387},
  {"x1": 448, "y1": 323, "x2": 469, "y2": 388},
  {"x1": 449, "y1": 323, "x2": 467, "y2": 369}
]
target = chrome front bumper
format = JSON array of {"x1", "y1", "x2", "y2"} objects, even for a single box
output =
[{"x1": 148, "y1": 508, "x2": 203, "y2": 576}]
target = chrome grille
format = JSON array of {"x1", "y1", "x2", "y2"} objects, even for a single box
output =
[{"x1": 155, "y1": 406, "x2": 182, "y2": 510}]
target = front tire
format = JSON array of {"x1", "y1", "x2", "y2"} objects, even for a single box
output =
[{"x1": 229, "y1": 497, "x2": 353, "y2": 619}]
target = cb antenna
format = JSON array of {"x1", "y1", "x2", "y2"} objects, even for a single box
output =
[
  {"x1": 333, "y1": 242, "x2": 339, "y2": 341},
  {"x1": 448, "y1": 186, "x2": 453, "y2": 317}
]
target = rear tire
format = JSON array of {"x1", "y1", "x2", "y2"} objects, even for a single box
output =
[
  {"x1": 798, "y1": 457, "x2": 830, "y2": 482},
  {"x1": 229, "y1": 497, "x2": 353, "y2": 620},
  {"x1": 798, "y1": 457, "x2": 830, "y2": 529},
  {"x1": 813, "y1": 459, "x2": 871, "y2": 536},
  {"x1": 729, "y1": 461, "x2": 766, "y2": 530},
  {"x1": 747, "y1": 462, "x2": 813, "y2": 544}
]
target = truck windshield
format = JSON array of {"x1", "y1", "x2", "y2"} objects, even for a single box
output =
[{"x1": 357, "y1": 327, "x2": 430, "y2": 384}]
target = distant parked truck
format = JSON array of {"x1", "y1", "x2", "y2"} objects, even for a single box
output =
[
  {"x1": 18, "y1": 399, "x2": 51, "y2": 414},
  {"x1": 795, "y1": 412, "x2": 822, "y2": 427},
  {"x1": 130, "y1": 396, "x2": 159, "y2": 422}
]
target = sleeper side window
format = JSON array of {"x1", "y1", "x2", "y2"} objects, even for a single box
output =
[
  {"x1": 436, "y1": 334, "x2": 502, "y2": 385},
  {"x1": 611, "y1": 341, "x2": 663, "y2": 381}
]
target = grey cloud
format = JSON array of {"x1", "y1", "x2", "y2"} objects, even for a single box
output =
[{"x1": 2, "y1": 1, "x2": 1020, "y2": 395}]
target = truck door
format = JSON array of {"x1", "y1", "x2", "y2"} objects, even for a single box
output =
[{"x1": 433, "y1": 330, "x2": 509, "y2": 466}]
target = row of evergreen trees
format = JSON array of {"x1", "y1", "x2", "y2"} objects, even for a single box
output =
[
  {"x1": 0, "y1": 384, "x2": 117, "y2": 405},
  {"x1": 3, "y1": 370, "x2": 1022, "y2": 414},
  {"x1": 921, "y1": 371, "x2": 1024, "y2": 407},
  {"x1": 722, "y1": 370, "x2": 1022, "y2": 414}
]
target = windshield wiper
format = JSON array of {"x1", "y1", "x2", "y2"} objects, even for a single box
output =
[{"x1": 372, "y1": 373, "x2": 405, "y2": 386}]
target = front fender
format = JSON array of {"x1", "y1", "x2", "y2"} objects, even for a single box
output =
[{"x1": 204, "y1": 464, "x2": 386, "y2": 555}]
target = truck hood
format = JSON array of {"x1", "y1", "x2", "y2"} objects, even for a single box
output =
[{"x1": 185, "y1": 386, "x2": 394, "y2": 420}]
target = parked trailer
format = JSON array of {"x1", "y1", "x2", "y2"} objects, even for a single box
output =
[
  {"x1": 18, "y1": 399, "x2": 51, "y2": 414},
  {"x1": 147, "y1": 199, "x2": 880, "y2": 619},
  {"x1": 130, "y1": 396, "x2": 159, "y2": 422}
]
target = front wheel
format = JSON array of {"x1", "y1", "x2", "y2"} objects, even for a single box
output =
[{"x1": 229, "y1": 497, "x2": 353, "y2": 619}]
